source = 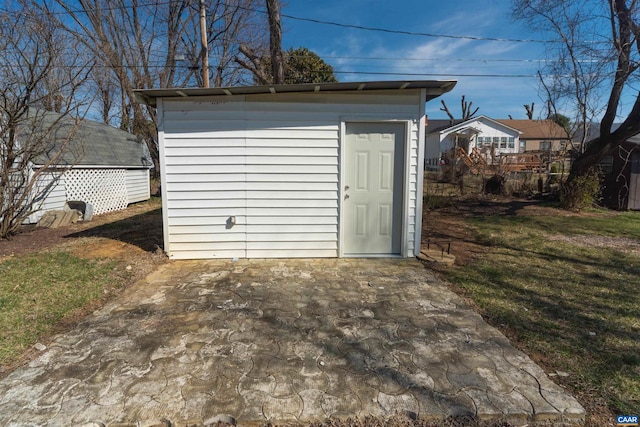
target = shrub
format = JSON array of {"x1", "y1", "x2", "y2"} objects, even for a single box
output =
[
  {"x1": 549, "y1": 162, "x2": 562, "y2": 184},
  {"x1": 559, "y1": 169, "x2": 602, "y2": 210},
  {"x1": 508, "y1": 172, "x2": 537, "y2": 197},
  {"x1": 484, "y1": 174, "x2": 506, "y2": 195}
]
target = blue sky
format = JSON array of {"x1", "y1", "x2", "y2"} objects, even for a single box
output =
[{"x1": 279, "y1": 0, "x2": 551, "y2": 120}]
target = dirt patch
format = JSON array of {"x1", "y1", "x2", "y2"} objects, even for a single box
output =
[
  {"x1": 70, "y1": 238, "x2": 144, "y2": 259},
  {"x1": 0, "y1": 200, "x2": 163, "y2": 259},
  {"x1": 0, "y1": 199, "x2": 167, "y2": 290}
]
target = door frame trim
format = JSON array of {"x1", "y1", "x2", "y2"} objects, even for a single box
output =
[{"x1": 338, "y1": 119, "x2": 412, "y2": 258}]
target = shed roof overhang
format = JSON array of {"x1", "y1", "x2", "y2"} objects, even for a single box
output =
[{"x1": 134, "y1": 80, "x2": 457, "y2": 108}]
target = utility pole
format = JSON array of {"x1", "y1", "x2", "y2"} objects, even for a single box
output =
[{"x1": 199, "y1": 0, "x2": 210, "y2": 88}]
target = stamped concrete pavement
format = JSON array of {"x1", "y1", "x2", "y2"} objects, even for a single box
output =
[{"x1": 0, "y1": 259, "x2": 585, "y2": 426}]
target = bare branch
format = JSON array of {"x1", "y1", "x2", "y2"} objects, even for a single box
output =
[
  {"x1": 0, "y1": 4, "x2": 90, "y2": 237},
  {"x1": 524, "y1": 103, "x2": 535, "y2": 120},
  {"x1": 439, "y1": 100, "x2": 455, "y2": 123}
]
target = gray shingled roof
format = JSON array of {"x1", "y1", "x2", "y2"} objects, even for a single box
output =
[
  {"x1": 28, "y1": 110, "x2": 150, "y2": 168},
  {"x1": 425, "y1": 119, "x2": 464, "y2": 134},
  {"x1": 573, "y1": 123, "x2": 640, "y2": 144}
]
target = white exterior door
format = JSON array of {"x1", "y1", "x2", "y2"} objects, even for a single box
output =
[{"x1": 343, "y1": 122, "x2": 405, "y2": 255}]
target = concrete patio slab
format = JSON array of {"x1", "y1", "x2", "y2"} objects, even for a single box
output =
[{"x1": 0, "y1": 259, "x2": 585, "y2": 426}]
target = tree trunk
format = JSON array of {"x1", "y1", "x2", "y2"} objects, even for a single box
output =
[
  {"x1": 265, "y1": 0, "x2": 284, "y2": 84},
  {"x1": 571, "y1": 91, "x2": 640, "y2": 178}
]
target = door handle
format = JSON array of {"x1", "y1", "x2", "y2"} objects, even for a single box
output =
[{"x1": 345, "y1": 185, "x2": 350, "y2": 190}]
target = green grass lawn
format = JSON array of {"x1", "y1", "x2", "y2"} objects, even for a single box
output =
[
  {"x1": 440, "y1": 208, "x2": 640, "y2": 421},
  {"x1": 0, "y1": 251, "x2": 127, "y2": 368},
  {"x1": 0, "y1": 198, "x2": 163, "y2": 372}
]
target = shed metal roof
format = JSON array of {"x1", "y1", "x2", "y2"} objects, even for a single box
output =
[{"x1": 134, "y1": 80, "x2": 457, "y2": 107}]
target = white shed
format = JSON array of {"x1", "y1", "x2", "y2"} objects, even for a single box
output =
[
  {"x1": 24, "y1": 111, "x2": 152, "y2": 224},
  {"x1": 135, "y1": 80, "x2": 456, "y2": 260}
]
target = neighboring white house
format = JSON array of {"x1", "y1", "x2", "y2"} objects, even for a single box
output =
[
  {"x1": 135, "y1": 80, "x2": 456, "y2": 260},
  {"x1": 425, "y1": 115, "x2": 522, "y2": 167},
  {"x1": 23, "y1": 112, "x2": 152, "y2": 224}
]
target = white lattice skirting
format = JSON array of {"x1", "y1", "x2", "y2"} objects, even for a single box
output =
[{"x1": 64, "y1": 169, "x2": 128, "y2": 216}]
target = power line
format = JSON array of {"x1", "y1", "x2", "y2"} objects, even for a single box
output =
[
  {"x1": 2, "y1": 1, "x2": 560, "y2": 45},
  {"x1": 279, "y1": 13, "x2": 555, "y2": 44},
  {"x1": 323, "y1": 55, "x2": 601, "y2": 63},
  {"x1": 0, "y1": 60, "x2": 548, "y2": 78},
  {"x1": 333, "y1": 70, "x2": 540, "y2": 78},
  {"x1": 218, "y1": 2, "x2": 561, "y2": 44}
]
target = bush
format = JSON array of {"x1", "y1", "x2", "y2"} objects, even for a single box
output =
[
  {"x1": 559, "y1": 169, "x2": 602, "y2": 210},
  {"x1": 484, "y1": 174, "x2": 506, "y2": 195},
  {"x1": 549, "y1": 162, "x2": 562, "y2": 184},
  {"x1": 508, "y1": 172, "x2": 537, "y2": 197}
]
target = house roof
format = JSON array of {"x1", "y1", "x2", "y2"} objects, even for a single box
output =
[
  {"x1": 425, "y1": 119, "x2": 464, "y2": 134},
  {"x1": 425, "y1": 115, "x2": 522, "y2": 135},
  {"x1": 496, "y1": 119, "x2": 569, "y2": 140},
  {"x1": 573, "y1": 123, "x2": 640, "y2": 144},
  {"x1": 28, "y1": 110, "x2": 151, "y2": 168},
  {"x1": 134, "y1": 80, "x2": 457, "y2": 107}
]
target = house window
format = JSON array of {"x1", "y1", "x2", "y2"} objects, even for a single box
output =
[
  {"x1": 500, "y1": 137, "x2": 507, "y2": 148},
  {"x1": 493, "y1": 137, "x2": 499, "y2": 147},
  {"x1": 560, "y1": 142, "x2": 566, "y2": 151},
  {"x1": 540, "y1": 140, "x2": 552, "y2": 150},
  {"x1": 508, "y1": 137, "x2": 515, "y2": 148},
  {"x1": 477, "y1": 136, "x2": 483, "y2": 146},
  {"x1": 520, "y1": 140, "x2": 526, "y2": 152}
]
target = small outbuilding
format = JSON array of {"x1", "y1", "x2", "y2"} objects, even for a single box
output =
[
  {"x1": 600, "y1": 138, "x2": 640, "y2": 210},
  {"x1": 135, "y1": 80, "x2": 456, "y2": 259},
  {"x1": 575, "y1": 123, "x2": 640, "y2": 210},
  {"x1": 25, "y1": 112, "x2": 152, "y2": 224}
]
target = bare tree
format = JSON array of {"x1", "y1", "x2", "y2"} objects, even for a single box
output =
[
  {"x1": 181, "y1": 0, "x2": 265, "y2": 87},
  {"x1": 234, "y1": 0, "x2": 284, "y2": 84},
  {"x1": 439, "y1": 96, "x2": 479, "y2": 123},
  {"x1": 524, "y1": 102, "x2": 535, "y2": 119},
  {"x1": 0, "y1": 5, "x2": 91, "y2": 238},
  {"x1": 514, "y1": 0, "x2": 640, "y2": 178},
  {"x1": 45, "y1": 0, "x2": 264, "y2": 175},
  {"x1": 45, "y1": 0, "x2": 195, "y2": 174},
  {"x1": 92, "y1": 63, "x2": 119, "y2": 125},
  {"x1": 235, "y1": 44, "x2": 271, "y2": 84},
  {"x1": 461, "y1": 95, "x2": 479, "y2": 120},
  {"x1": 440, "y1": 100, "x2": 455, "y2": 123}
]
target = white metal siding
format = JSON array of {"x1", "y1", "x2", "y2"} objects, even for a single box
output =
[
  {"x1": 160, "y1": 91, "x2": 423, "y2": 259},
  {"x1": 126, "y1": 169, "x2": 151, "y2": 203}
]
